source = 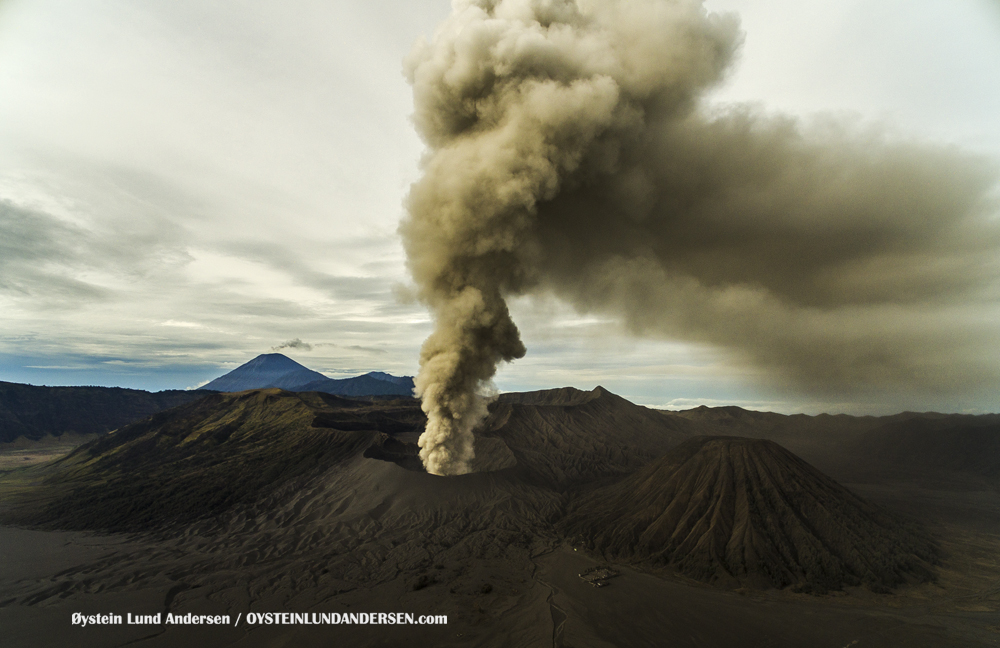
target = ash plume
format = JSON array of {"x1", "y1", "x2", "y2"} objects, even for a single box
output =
[
  {"x1": 401, "y1": 0, "x2": 1000, "y2": 474},
  {"x1": 271, "y1": 338, "x2": 313, "y2": 352}
]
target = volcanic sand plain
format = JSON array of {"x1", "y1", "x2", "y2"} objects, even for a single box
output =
[{"x1": 0, "y1": 388, "x2": 998, "y2": 647}]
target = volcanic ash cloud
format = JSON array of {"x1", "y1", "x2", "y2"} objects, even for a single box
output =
[{"x1": 400, "y1": 0, "x2": 1000, "y2": 475}]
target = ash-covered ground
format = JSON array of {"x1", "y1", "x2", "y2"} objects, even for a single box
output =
[{"x1": 1, "y1": 387, "x2": 999, "y2": 647}]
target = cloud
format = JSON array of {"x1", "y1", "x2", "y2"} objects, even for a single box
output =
[
  {"x1": 345, "y1": 345, "x2": 388, "y2": 355},
  {"x1": 0, "y1": 199, "x2": 112, "y2": 303}
]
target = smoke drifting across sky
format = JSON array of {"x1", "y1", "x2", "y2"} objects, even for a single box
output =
[
  {"x1": 271, "y1": 338, "x2": 314, "y2": 352},
  {"x1": 401, "y1": 0, "x2": 1000, "y2": 475}
]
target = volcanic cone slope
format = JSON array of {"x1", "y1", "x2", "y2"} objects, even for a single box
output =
[
  {"x1": 484, "y1": 386, "x2": 690, "y2": 488},
  {"x1": 15, "y1": 389, "x2": 425, "y2": 532},
  {"x1": 562, "y1": 436, "x2": 938, "y2": 592}
]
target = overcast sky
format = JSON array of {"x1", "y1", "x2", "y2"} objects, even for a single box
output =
[{"x1": 1, "y1": 0, "x2": 998, "y2": 413}]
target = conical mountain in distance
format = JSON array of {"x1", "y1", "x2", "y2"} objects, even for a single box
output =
[
  {"x1": 201, "y1": 353, "x2": 328, "y2": 392},
  {"x1": 561, "y1": 436, "x2": 939, "y2": 593},
  {"x1": 201, "y1": 353, "x2": 415, "y2": 397}
]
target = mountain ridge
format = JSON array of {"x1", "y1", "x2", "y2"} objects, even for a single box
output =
[
  {"x1": 0, "y1": 381, "x2": 210, "y2": 443},
  {"x1": 2, "y1": 386, "x2": 998, "y2": 648},
  {"x1": 202, "y1": 353, "x2": 415, "y2": 397},
  {"x1": 5, "y1": 388, "x2": 942, "y2": 597}
]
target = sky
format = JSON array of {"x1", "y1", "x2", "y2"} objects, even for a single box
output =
[{"x1": 0, "y1": 0, "x2": 998, "y2": 413}]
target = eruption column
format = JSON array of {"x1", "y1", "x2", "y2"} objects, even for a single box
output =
[{"x1": 402, "y1": 0, "x2": 1000, "y2": 474}]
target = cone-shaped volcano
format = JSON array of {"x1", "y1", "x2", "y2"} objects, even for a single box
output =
[
  {"x1": 562, "y1": 436, "x2": 938, "y2": 592},
  {"x1": 201, "y1": 353, "x2": 327, "y2": 392}
]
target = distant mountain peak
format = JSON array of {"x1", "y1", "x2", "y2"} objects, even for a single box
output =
[
  {"x1": 236, "y1": 353, "x2": 313, "y2": 373},
  {"x1": 201, "y1": 354, "x2": 414, "y2": 397},
  {"x1": 363, "y1": 371, "x2": 413, "y2": 386},
  {"x1": 201, "y1": 353, "x2": 329, "y2": 393},
  {"x1": 248, "y1": 352, "x2": 305, "y2": 365}
]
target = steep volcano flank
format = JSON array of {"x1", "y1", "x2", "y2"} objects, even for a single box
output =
[
  {"x1": 562, "y1": 437, "x2": 938, "y2": 592},
  {"x1": 9, "y1": 389, "x2": 420, "y2": 533},
  {"x1": 483, "y1": 387, "x2": 689, "y2": 488}
]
